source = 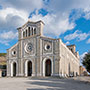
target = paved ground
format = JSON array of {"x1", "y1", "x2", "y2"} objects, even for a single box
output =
[
  {"x1": 0, "y1": 77, "x2": 90, "y2": 90},
  {"x1": 73, "y1": 76, "x2": 90, "y2": 82}
]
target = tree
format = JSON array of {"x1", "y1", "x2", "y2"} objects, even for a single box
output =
[
  {"x1": 0, "y1": 53, "x2": 6, "y2": 57},
  {"x1": 82, "y1": 51, "x2": 90, "y2": 73}
]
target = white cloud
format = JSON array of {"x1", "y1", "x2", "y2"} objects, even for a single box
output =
[
  {"x1": 0, "y1": 0, "x2": 44, "y2": 46},
  {"x1": 0, "y1": 31, "x2": 18, "y2": 45},
  {"x1": 30, "y1": 0, "x2": 90, "y2": 37},
  {"x1": 64, "y1": 30, "x2": 90, "y2": 41},
  {"x1": 0, "y1": 7, "x2": 29, "y2": 30},
  {"x1": 0, "y1": 31, "x2": 18, "y2": 40},
  {"x1": 0, "y1": 0, "x2": 90, "y2": 46},
  {"x1": 80, "y1": 52, "x2": 87, "y2": 65},
  {"x1": 79, "y1": 33, "x2": 89, "y2": 41},
  {"x1": 0, "y1": 0, "x2": 90, "y2": 34},
  {"x1": 48, "y1": 0, "x2": 90, "y2": 13},
  {"x1": 0, "y1": 0, "x2": 43, "y2": 12},
  {"x1": 80, "y1": 52, "x2": 87, "y2": 60},
  {"x1": 0, "y1": 8, "x2": 28, "y2": 20},
  {"x1": 30, "y1": 13, "x2": 75, "y2": 37},
  {"x1": 64, "y1": 30, "x2": 78, "y2": 40},
  {"x1": 84, "y1": 12, "x2": 90, "y2": 20},
  {"x1": 0, "y1": 0, "x2": 43, "y2": 32},
  {"x1": 46, "y1": 0, "x2": 90, "y2": 25},
  {"x1": 87, "y1": 38, "x2": 90, "y2": 44},
  {"x1": 0, "y1": 40, "x2": 10, "y2": 46},
  {"x1": 65, "y1": 41, "x2": 70, "y2": 45}
]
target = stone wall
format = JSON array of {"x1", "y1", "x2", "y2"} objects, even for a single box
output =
[{"x1": 59, "y1": 39, "x2": 79, "y2": 77}]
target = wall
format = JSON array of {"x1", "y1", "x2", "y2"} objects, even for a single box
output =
[{"x1": 59, "y1": 39, "x2": 80, "y2": 77}]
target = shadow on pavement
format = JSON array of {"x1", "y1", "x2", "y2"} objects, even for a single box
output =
[{"x1": 26, "y1": 77, "x2": 90, "y2": 90}]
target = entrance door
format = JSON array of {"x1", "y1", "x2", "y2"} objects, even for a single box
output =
[
  {"x1": 13, "y1": 62, "x2": 16, "y2": 76},
  {"x1": 45, "y1": 59, "x2": 51, "y2": 76},
  {"x1": 28, "y1": 61, "x2": 32, "y2": 76}
]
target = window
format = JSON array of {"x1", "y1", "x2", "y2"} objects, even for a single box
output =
[
  {"x1": 26, "y1": 29, "x2": 27, "y2": 37},
  {"x1": 23, "y1": 31, "x2": 25, "y2": 37},
  {"x1": 13, "y1": 51, "x2": 16, "y2": 55},
  {"x1": 32, "y1": 28, "x2": 33, "y2": 35},
  {"x1": 45, "y1": 44, "x2": 51, "y2": 51},
  {"x1": 12, "y1": 50, "x2": 16, "y2": 56},
  {"x1": 46, "y1": 45, "x2": 50, "y2": 49},
  {"x1": 28, "y1": 27, "x2": 30, "y2": 36},
  {"x1": 34, "y1": 28, "x2": 36, "y2": 35}
]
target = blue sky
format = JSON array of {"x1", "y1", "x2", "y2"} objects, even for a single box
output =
[{"x1": 0, "y1": 0, "x2": 90, "y2": 62}]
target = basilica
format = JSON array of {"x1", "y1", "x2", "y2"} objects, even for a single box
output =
[{"x1": 7, "y1": 20, "x2": 80, "y2": 77}]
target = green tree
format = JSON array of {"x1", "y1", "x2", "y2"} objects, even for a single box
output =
[
  {"x1": 82, "y1": 51, "x2": 90, "y2": 73},
  {"x1": 0, "y1": 53, "x2": 6, "y2": 56}
]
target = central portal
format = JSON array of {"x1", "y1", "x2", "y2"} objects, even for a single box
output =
[
  {"x1": 45, "y1": 59, "x2": 51, "y2": 76},
  {"x1": 28, "y1": 61, "x2": 32, "y2": 76}
]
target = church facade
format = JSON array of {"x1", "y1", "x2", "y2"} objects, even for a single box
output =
[{"x1": 7, "y1": 20, "x2": 80, "y2": 77}]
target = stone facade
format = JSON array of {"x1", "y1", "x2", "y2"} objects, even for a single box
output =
[{"x1": 7, "y1": 20, "x2": 80, "y2": 77}]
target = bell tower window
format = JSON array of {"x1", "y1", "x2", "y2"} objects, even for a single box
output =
[
  {"x1": 23, "y1": 31, "x2": 25, "y2": 37},
  {"x1": 32, "y1": 28, "x2": 33, "y2": 35},
  {"x1": 26, "y1": 29, "x2": 28, "y2": 37},
  {"x1": 28, "y1": 27, "x2": 30, "y2": 36},
  {"x1": 34, "y1": 28, "x2": 36, "y2": 35}
]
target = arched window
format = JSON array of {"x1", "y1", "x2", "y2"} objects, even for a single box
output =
[
  {"x1": 34, "y1": 28, "x2": 36, "y2": 35},
  {"x1": 28, "y1": 27, "x2": 30, "y2": 36},
  {"x1": 26, "y1": 29, "x2": 27, "y2": 37},
  {"x1": 23, "y1": 31, "x2": 25, "y2": 37},
  {"x1": 32, "y1": 28, "x2": 33, "y2": 35}
]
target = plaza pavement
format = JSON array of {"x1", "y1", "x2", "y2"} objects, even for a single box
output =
[
  {"x1": 73, "y1": 76, "x2": 90, "y2": 83},
  {"x1": 0, "y1": 77, "x2": 90, "y2": 90}
]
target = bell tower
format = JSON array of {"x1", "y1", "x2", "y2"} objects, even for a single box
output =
[{"x1": 17, "y1": 20, "x2": 44, "y2": 40}]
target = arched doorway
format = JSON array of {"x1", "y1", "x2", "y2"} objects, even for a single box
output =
[
  {"x1": 28, "y1": 61, "x2": 32, "y2": 76},
  {"x1": 45, "y1": 59, "x2": 51, "y2": 76},
  {"x1": 13, "y1": 62, "x2": 16, "y2": 76}
]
